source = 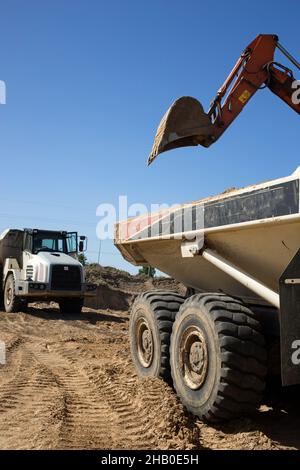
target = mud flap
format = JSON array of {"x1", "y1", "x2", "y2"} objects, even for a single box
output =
[{"x1": 279, "y1": 248, "x2": 300, "y2": 385}]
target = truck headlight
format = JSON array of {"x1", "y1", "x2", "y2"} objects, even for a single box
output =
[{"x1": 29, "y1": 283, "x2": 46, "y2": 290}]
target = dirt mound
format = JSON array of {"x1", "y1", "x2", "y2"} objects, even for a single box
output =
[
  {"x1": 85, "y1": 263, "x2": 185, "y2": 293},
  {"x1": 84, "y1": 264, "x2": 187, "y2": 311},
  {"x1": 85, "y1": 285, "x2": 132, "y2": 311}
]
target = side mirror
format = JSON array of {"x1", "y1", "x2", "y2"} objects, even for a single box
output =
[{"x1": 79, "y1": 236, "x2": 87, "y2": 252}]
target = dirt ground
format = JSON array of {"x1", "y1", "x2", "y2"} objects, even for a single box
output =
[{"x1": 0, "y1": 303, "x2": 299, "y2": 450}]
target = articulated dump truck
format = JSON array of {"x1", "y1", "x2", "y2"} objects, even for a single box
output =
[
  {"x1": 115, "y1": 168, "x2": 300, "y2": 422},
  {"x1": 0, "y1": 228, "x2": 96, "y2": 314},
  {"x1": 115, "y1": 33, "x2": 300, "y2": 422}
]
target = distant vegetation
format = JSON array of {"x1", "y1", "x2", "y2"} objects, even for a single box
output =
[
  {"x1": 76, "y1": 253, "x2": 88, "y2": 266},
  {"x1": 138, "y1": 266, "x2": 156, "y2": 278}
]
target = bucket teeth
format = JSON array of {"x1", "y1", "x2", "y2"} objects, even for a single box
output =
[{"x1": 148, "y1": 96, "x2": 213, "y2": 165}]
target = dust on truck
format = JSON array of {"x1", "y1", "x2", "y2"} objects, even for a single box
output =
[{"x1": 0, "y1": 228, "x2": 96, "y2": 313}]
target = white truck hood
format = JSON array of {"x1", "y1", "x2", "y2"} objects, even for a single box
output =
[{"x1": 37, "y1": 251, "x2": 82, "y2": 267}]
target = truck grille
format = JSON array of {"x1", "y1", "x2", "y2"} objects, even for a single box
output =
[
  {"x1": 51, "y1": 265, "x2": 81, "y2": 291},
  {"x1": 26, "y1": 265, "x2": 34, "y2": 280}
]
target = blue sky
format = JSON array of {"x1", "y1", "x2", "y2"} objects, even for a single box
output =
[{"x1": 0, "y1": 0, "x2": 299, "y2": 273}]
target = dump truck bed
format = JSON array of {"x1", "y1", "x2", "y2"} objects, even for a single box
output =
[{"x1": 115, "y1": 168, "x2": 300, "y2": 300}]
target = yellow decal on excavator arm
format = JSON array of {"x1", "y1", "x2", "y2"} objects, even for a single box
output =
[{"x1": 238, "y1": 90, "x2": 251, "y2": 104}]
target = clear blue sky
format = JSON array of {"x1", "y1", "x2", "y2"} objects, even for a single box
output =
[{"x1": 0, "y1": 0, "x2": 299, "y2": 273}]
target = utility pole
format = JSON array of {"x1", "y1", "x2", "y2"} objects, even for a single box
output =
[{"x1": 97, "y1": 240, "x2": 102, "y2": 265}]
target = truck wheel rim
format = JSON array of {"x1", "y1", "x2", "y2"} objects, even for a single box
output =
[
  {"x1": 179, "y1": 326, "x2": 208, "y2": 390},
  {"x1": 136, "y1": 317, "x2": 153, "y2": 368}
]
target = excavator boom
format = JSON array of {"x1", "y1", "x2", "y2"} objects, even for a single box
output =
[{"x1": 148, "y1": 34, "x2": 300, "y2": 165}]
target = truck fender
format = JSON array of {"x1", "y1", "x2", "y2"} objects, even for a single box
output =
[{"x1": 2, "y1": 259, "x2": 20, "y2": 289}]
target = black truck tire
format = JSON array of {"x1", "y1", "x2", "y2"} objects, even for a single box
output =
[
  {"x1": 59, "y1": 298, "x2": 83, "y2": 314},
  {"x1": 129, "y1": 291, "x2": 185, "y2": 379},
  {"x1": 170, "y1": 293, "x2": 267, "y2": 422},
  {"x1": 4, "y1": 274, "x2": 24, "y2": 313}
]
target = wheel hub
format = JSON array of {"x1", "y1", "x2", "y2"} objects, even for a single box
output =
[
  {"x1": 179, "y1": 326, "x2": 208, "y2": 390},
  {"x1": 189, "y1": 341, "x2": 205, "y2": 373},
  {"x1": 136, "y1": 318, "x2": 154, "y2": 368},
  {"x1": 6, "y1": 287, "x2": 12, "y2": 305}
]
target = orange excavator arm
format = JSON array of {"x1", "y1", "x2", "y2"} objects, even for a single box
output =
[{"x1": 148, "y1": 34, "x2": 300, "y2": 165}]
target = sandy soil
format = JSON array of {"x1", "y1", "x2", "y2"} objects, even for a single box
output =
[{"x1": 0, "y1": 304, "x2": 299, "y2": 450}]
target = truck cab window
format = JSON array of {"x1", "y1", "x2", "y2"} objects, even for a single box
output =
[{"x1": 32, "y1": 232, "x2": 67, "y2": 254}]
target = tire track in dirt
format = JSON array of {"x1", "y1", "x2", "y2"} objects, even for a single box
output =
[
  {"x1": 0, "y1": 340, "x2": 28, "y2": 415},
  {"x1": 26, "y1": 344, "x2": 118, "y2": 449},
  {"x1": 0, "y1": 307, "x2": 198, "y2": 450},
  {"x1": 78, "y1": 350, "x2": 199, "y2": 450},
  {"x1": 0, "y1": 343, "x2": 67, "y2": 449},
  {"x1": 1, "y1": 305, "x2": 299, "y2": 450},
  {"x1": 33, "y1": 339, "x2": 199, "y2": 450}
]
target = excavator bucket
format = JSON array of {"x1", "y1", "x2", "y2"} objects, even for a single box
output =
[{"x1": 148, "y1": 96, "x2": 213, "y2": 165}]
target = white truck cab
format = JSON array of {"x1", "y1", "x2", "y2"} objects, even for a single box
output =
[{"x1": 0, "y1": 228, "x2": 96, "y2": 313}]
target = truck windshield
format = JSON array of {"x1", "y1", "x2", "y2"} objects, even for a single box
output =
[{"x1": 32, "y1": 231, "x2": 69, "y2": 254}]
